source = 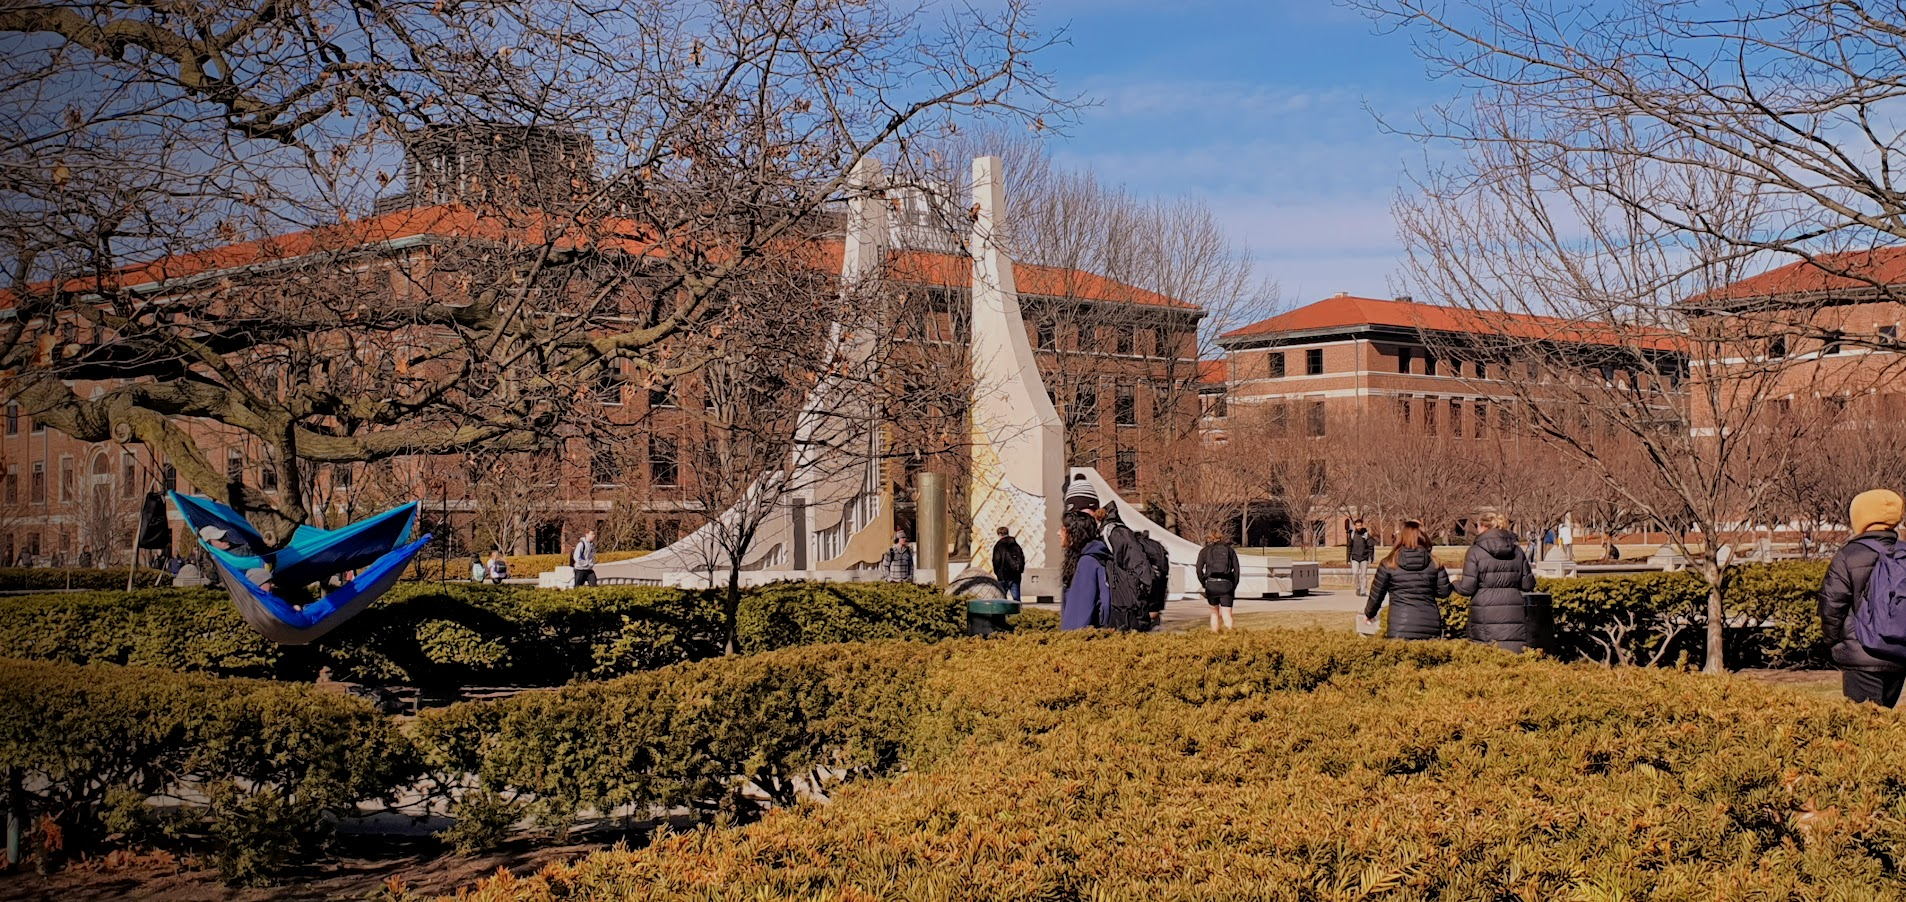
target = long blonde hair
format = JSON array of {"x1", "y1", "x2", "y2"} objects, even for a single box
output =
[
  {"x1": 1478, "y1": 512, "x2": 1510, "y2": 532},
  {"x1": 1382, "y1": 520, "x2": 1432, "y2": 568}
]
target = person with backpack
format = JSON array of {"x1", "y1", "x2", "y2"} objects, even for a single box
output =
[
  {"x1": 1452, "y1": 512, "x2": 1535, "y2": 651},
  {"x1": 486, "y1": 550, "x2": 510, "y2": 584},
  {"x1": 572, "y1": 528, "x2": 599, "y2": 587},
  {"x1": 881, "y1": 531, "x2": 915, "y2": 583},
  {"x1": 1060, "y1": 511, "x2": 1111, "y2": 630},
  {"x1": 991, "y1": 526, "x2": 1025, "y2": 601},
  {"x1": 1359, "y1": 519, "x2": 1451, "y2": 640},
  {"x1": 1096, "y1": 504, "x2": 1153, "y2": 631},
  {"x1": 1196, "y1": 531, "x2": 1241, "y2": 632},
  {"x1": 1137, "y1": 529, "x2": 1171, "y2": 626},
  {"x1": 1347, "y1": 519, "x2": 1376, "y2": 596},
  {"x1": 1820, "y1": 489, "x2": 1905, "y2": 705}
]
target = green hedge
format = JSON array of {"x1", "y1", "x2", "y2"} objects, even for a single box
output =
[
  {"x1": 0, "y1": 658, "x2": 415, "y2": 883},
  {"x1": 0, "y1": 580, "x2": 964, "y2": 685},
  {"x1": 1437, "y1": 560, "x2": 1828, "y2": 668},
  {"x1": 0, "y1": 566, "x2": 173, "y2": 591}
]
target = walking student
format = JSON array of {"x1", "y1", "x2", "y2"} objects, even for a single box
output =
[
  {"x1": 1453, "y1": 513, "x2": 1536, "y2": 651},
  {"x1": 1820, "y1": 489, "x2": 1906, "y2": 706},
  {"x1": 1360, "y1": 519, "x2": 1450, "y2": 640},
  {"x1": 1097, "y1": 504, "x2": 1153, "y2": 632},
  {"x1": 1348, "y1": 519, "x2": 1375, "y2": 596},
  {"x1": 991, "y1": 526, "x2": 1025, "y2": 601},
  {"x1": 572, "y1": 528, "x2": 599, "y2": 587},
  {"x1": 1060, "y1": 510, "x2": 1111, "y2": 630},
  {"x1": 486, "y1": 549, "x2": 510, "y2": 585},
  {"x1": 1196, "y1": 531, "x2": 1241, "y2": 632},
  {"x1": 881, "y1": 531, "x2": 915, "y2": 583}
]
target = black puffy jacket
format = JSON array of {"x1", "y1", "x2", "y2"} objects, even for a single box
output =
[
  {"x1": 1453, "y1": 529, "x2": 1536, "y2": 650},
  {"x1": 1820, "y1": 531, "x2": 1905, "y2": 672},
  {"x1": 1364, "y1": 546, "x2": 1450, "y2": 640}
]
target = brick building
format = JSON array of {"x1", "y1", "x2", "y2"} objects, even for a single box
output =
[
  {"x1": 0, "y1": 206, "x2": 1198, "y2": 564},
  {"x1": 1204, "y1": 292, "x2": 1685, "y2": 546}
]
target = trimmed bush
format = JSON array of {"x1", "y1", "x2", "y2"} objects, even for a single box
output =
[
  {"x1": 423, "y1": 630, "x2": 1906, "y2": 900},
  {"x1": 0, "y1": 657, "x2": 415, "y2": 882},
  {"x1": 0, "y1": 566, "x2": 172, "y2": 590},
  {"x1": 0, "y1": 581, "x2": 960, "y2": 685},
  {"x1": 1438, "y1": 560, "x2": 1831, "y2": 668}
]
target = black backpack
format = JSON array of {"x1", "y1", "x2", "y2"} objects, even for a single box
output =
[
  {"x1": 996, "y1": 538, "x2": 1025, "y2": 575},
  {"x1": 1138, "y1": 533, "x2": 1170, "y2": 607}
]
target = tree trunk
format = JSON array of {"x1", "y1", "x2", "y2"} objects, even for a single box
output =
[
  {"x1": 1703, "y1": 560, "x2": 1726, "y2": 674},
  {"x1": 724, "y1": 566, "x2": 742, "y2": 656}
]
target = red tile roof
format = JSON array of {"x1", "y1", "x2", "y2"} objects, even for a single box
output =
[
  {"x1": 17, "y1": 203, "x2": 1191, "y2": 312},
  {"x1": 1197, "y1": 359, "x2": 1228, "y2": 385},
  {"x1": 1222, "y1": 294, "x2": 1680, "y2": 351},
  {"x1": 1691, "y1": 247, "x2": 1906, "y2": 303}
]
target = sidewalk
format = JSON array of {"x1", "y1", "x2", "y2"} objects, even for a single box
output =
[{"x1": 1023, "y1": 588, "x2": 1365, "y2": 632}]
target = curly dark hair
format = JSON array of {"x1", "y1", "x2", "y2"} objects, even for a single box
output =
[{"x1": 1061, "y1": 510, "x2": 1101, "y2": 587}]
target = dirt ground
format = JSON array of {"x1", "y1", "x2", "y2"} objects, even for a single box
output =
[{"x1": 0, "y1": 836, "x2": 612, "y2": 902}]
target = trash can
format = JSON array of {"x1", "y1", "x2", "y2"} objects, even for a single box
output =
[
  {"x1": 966, "y1": 599, "x2": 1021, "y2": 637},
  {"x1": 1523, "y1": 591, "x2": 1554, "y2": 654}
]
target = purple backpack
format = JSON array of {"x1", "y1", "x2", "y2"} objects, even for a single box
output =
[{"x1": 1852, "y1": 538, "x2": 1906, "y2": 660}]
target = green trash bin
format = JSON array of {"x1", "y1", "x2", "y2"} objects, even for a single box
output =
[{"x1": 967, "y1": 598, "x2": 1021, "y2": 637}]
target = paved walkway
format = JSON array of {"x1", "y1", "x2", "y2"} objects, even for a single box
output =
[{"x1": 1024, "y1": 588, "x2": 1365, "y2": 631}]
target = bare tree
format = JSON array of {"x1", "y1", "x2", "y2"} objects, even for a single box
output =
[{"x1": 0, "y1": 0, "x2": 1067, "y2": 547}]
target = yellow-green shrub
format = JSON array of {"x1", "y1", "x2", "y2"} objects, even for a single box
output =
[
  {"x1": 430, "y1": 631, "x2": 1906, "y2": 900},
  {"x1": 0, "y1": 566, "x2": 173, "y2": 590}
]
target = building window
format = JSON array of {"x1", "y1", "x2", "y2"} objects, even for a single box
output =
[
  {"x1": 30, "y1": 462, "x2": 44, "y2": 505},
  {"x1": 1824, "y1": 332, "x2": 1844, "y2": 355},
  {"x1": 1450, "y1": 399, "x2": 1463, "y2": 437},
  {"x1": 1475, "y1": 400, "x2": 1489, "y2": 438},
  {"x1": 4, "y1": 403, "x2": 15, "y2": 436},
  {"x1": 649, "y1": 436, "x2": 678, "y2": 487},
  {"x1": 1114, "y1": 328, "x2": 1134, "y2": 356},
  {"x1": 1036, "y1": 320, "x2": 1055, "y2": 350},
  {"x1": 121, "y1": 453, "x2": 138, "y2": 497},
  {"x1": 30, "y1": 414, "x2": 41, "y2": 434},
  {"x1": 1205, "y1": 392, "x2": 1228, "y2": 419},
  {"x1": 259, "y1": 456, "x2": 278, "y2": 492},
  {"x1": 1073, "y1": 383, "x2": 1099, "y2": 425},
  {"x1": 598, "y1": 364, "x2": 623, "y2": 405},
  {"x1": 58, "y1": 458, "x2": 72, "y2": 504},
  {"x1": 1398, "y1": 347, "x2": 1413, "y2": 374},
  {"x1": 1883, "y1": 324, "x2": 1900, "y2": 342},
  {"x1": 1307, "y1": 459, "x2": 1328, "y2": 494},
  {"x1": 592, "y1": 449, "x2": 621, "y2": 487},
  {"x1": 1767, "y1": 335, "x2": 1788, "y2": 359},
  {"x1": 1306, "y1": 348, "x2": 1324, "y2": 375},
  {"x1": 1424, "y1": 397, "x2": 1439, "y2": 432},
  {"x1": 332, "y1": 465, "x2": 348, "y2": 492},
  {"x1": 1269, "y1": 402, "x2": 1289, "y2": 435},
  {"x1": 4, "y1": 468, "x2": 15, "y2": 505},
  {"x1": 1399, "y1": 396, "x2": 1413, "y2": 426},
  {"x1": 1115, "y1": 384, "x2": 1137, "y2": 427},
  {"x1": 1425, "y1": 356, "x2": 1439, "y2": 377},
  {"x1": 1115, "y1": 450, "x2": 1138, "y2": 491},
  {"x1": 1306, "y1": 400, "x2": 1327, "y2": 437},
  {"x1": 1475, "y1": 361, "x2": 1488, "y2": 380},
  {"x1": 1268, "y1": 352, "x2": 1286, "y2": 379},
  {"x1": 227, "y1": 449, "x2": 244, "y2": 485},
  {"x1": 649, "y1": 382, "x2": 675, "y2": 409}
]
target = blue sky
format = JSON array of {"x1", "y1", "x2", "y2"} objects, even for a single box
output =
[{"x1": 1029, "y1": 1, "x2": 1436, "y2": 307}]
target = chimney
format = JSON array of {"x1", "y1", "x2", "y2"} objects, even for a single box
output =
[
  {"x1": 1395, "y1": 295, "x2": 1413, "y2": 302},
  {"x1": 1335, "y1": 291, "x2": 1349, "y2": 297}
]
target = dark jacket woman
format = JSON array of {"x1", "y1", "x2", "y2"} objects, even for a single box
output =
[
  {"x1": 1196, "y1": 540, "x2": 1241, "y2": 601},
  {"x1": 1364, "y1": 546, "x2": 1450, "y2": 640},
  {"x1": 1062, "y1": 539, "x2": 1112, "y2": 630},
  {"x1": 1820, "y1": 530, "x2": 1906, "y2": 672},
  {"x1": 1453, "y1": 527, "x2": 1536, "y2": 650}
]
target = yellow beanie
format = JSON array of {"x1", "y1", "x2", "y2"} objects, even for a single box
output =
[{"x1": 1850, "y1": 489, "x2": 1905, "y2": 535}]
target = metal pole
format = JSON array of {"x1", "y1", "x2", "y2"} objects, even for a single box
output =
[
  {"x1": 915, "y1": 472, "x2": 947, "y2": 587},
  {"x1": 5, "y1": 766, "x2": 22, "y2": 870}
]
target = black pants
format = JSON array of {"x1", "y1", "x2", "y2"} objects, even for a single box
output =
[
  {"x1": 574, "y1": 567, "x2": 598, "y2": 587},
  {"x1": 1842, "y1": 669, "x2": 1906, "y2": 707}
]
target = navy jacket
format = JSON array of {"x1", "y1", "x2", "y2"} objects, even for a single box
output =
[{"x1": 1062, "y1": 540, "x2": 1112, "y2": 630}]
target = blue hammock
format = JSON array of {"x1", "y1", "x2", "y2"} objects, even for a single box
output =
[{"x1": 170, "y1": 493, "x2": 433, "y2": 644}]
